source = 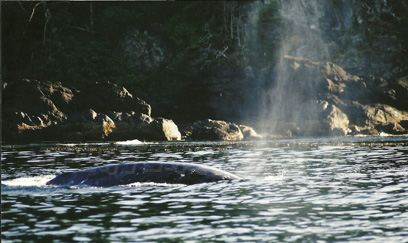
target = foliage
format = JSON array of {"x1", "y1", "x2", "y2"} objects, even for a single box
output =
[
  {"x1": 249, "y1": 1, "x2": 282, "y2": 67},
  {"x1": 357, "y1": 0, "x2": 408, "y2": 77},
  {"x1": 3, "y1": 1, "x2": 407, "y2": 105},
  {"x1": 2, "y1": 1, "x2": 252, "y2": 102}
]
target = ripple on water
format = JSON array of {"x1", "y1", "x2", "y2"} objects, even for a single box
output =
[{"x1": 1, "y1": 137, "x2": 408, "y2": 242}]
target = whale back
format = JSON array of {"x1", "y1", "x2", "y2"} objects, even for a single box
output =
[{"x1": 46, "y1": 162, "x2": 241, "y2": 186}]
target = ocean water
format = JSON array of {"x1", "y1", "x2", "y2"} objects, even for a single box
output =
[{"x1": 2, "y1": 136, "x2": 408, "y2": 242}]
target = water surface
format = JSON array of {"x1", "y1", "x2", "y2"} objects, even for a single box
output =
[{"x1": 2, "y1": 136, "x2": 408, "y2": 242}]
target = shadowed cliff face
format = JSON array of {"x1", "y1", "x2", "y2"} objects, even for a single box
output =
[
  {"x1": 269, "y1": 0, "x2": 406, "y2": 78},
  {"x1": 2, "y1": 1, "x2": 407, "y2": 139},
  {"x1": 259, "y1": 56, "x2": 408, "y2": 136},
  {"x1": 251, "y1": 0, "x2": 408, "y2": 136},
  {"x1": 174, "y1": 0, "x2": 407, "y2": 136}
]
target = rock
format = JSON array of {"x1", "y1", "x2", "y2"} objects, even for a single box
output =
[
  {"x1": 68, "y1": 109, "x2": 98, "y2": 123},
  {"x1": 60, "y1": 110, "x2": 181, "y2": 142},
  {"x1": 365, "y1": 104, "x2": 408, "y2": 125},
  {"x1": 2, "y1": 79, "x2": 68, "y2": 143},
  {"x1": 37, "y1": 81, "x2": 76, "y2": 114},
  {"x1": 2, "y1": 79, "x2": 180, "y2": 143},
  {"x1": 151, "y1": 118, "x2": 182, "y2": 141},
  {"x1": 77, "y1": 81, "x2": 151, "y2": 116},
  {"x1": 59, "y1": 109, "x2": 116, "y2": 141},
  {"x1": 239, "y1": 125, "x2": 261, "y2": 140},
  {"x1": 349, "y1": 125, "x2": 380, "y2": 136},
  {"x1": 189, "y1": 119, "x2": 244, "y2": 141},
  {"x1": 99, "y1": 115, "x2": 116, "y2": 137},
  {"x1": 280, "y1": 56, "x2": 365, "y2": 102},
  {"x1": 264, "y1": 56, "x2": 408, "y2": 136},
  {"x1": 343, "y1": 102, "x2": 408, "y2": 135},
  {"x1": 108, "y1": 112, "x2": 152, "y2": 140},
  {"x1": 375, "y1": 123, "x2": 406, "y2": 135},
  {"x1": 272, "y1": 99, "x2": 351, "y2": 137},
  {"x1": 108, "y1": 112, "x2": 181, "y2": 141},
  {"x1": 321, "y1": 102, "x2": 351, "y2": 136},
  {"x1": 3, "y1": 79, "x2": 68, "y2": 123}
]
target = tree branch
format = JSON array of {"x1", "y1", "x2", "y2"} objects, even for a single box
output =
[
  {"x1": 29, "y1": 2, "x2": 43, "y2": 22},
  {"x1": 69, "y1": 25, "x2": 96, "y2": 33}
]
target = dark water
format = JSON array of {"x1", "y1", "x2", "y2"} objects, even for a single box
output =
[{"x1": 2, "y1": 136, "x2": 408, "y2": 242}]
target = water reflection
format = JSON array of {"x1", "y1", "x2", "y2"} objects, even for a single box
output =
[{"x1": 2, "y1": 137, "x2": 408, "y2": 242}]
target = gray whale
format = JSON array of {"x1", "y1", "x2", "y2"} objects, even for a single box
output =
[{"x1": 46, "y1": 162, "x2": 241, "y2": 186}]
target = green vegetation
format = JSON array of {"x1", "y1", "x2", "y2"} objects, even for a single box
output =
[
  {"x1": 2, "y1": 1, "x2": 250, "y2": 102},
  {"x1": 246, "y1": 1, "x2": 282, "y2": 68},
  {"x1": 2, "y1": 1, "x2": 408, "y2": 103}
]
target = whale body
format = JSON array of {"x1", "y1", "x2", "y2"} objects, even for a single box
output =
[{"x1": 46, "y1": 162, "x2": 241, "y2": 186}]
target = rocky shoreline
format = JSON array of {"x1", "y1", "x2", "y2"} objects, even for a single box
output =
[
  {"x1": 265, "y1": 56, "x2": 408, "y2": 137},
  {"x1": 2, "y1": 79, "x2": 260, "y2": 144},
  {"x1": 2, "y1": 56, "x2": 408, "y2": 144}
]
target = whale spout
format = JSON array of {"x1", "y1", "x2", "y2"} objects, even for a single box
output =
[{"x1": 46, "y1": 162, "x2": 241, "y2": 186}]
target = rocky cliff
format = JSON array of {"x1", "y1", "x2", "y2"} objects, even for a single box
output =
[
  {"x1": 2, "y1": 1, "x2": 407, "y2": 141},
  {"x1": 258, "y1": 56, "x2": 408, "y2": 136},
  {"x1": 2, "y1": 80, "x2": 181, "y2": 143},
  {"x1": 2, "y1": 79, "x2": 260, "y2": 143}
]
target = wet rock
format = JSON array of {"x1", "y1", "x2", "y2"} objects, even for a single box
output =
[
  {"x1": 189, "y1": 119, "x2": 244, "y2": 141},
  {"x1": 109, "y1": 113, "x2": 181, "y2": 141},
  {"x1": 320, "y1": 101, "x2": 351, "y2": 136},
  {"x1": 59, "y1": 109, "x2": 116, "y2": 141},
  {"x1": 349, "y1": 125, "x2": 380, "y2": 136},
  {"x1": 375, "y1": 123, "x2": 406, "y2": 135},
  {"x1": 239, "y1": 125, "x2": 261, "y2": 140},
  {"x1": 60, "y1": 110, "x2": 181, "y2": 142},
  {"x1": 151, "y1": 118, "x2": 182, "y2": 141}
]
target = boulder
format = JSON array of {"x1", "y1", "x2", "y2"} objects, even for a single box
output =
[
  {"x1": 59, "y1": 110, "x2": 181, "y2": 142},
  {"x1": 285, "y1": 101, "x2": 350, "y2": 136},
  {"x1": 108, "y1": 112, "x2": 181, "y2": 141},
  {"x1": 107, "y1": 112, "x2": 152, "y2": 141},
  {"x1": 151, "y1": 118, "x2": 182, "y2": 141},
  {"x1": 189, "y1": 119, "x2": 244, "y2": 141},
  {"x1": 239, "y1": 125, "x2": 261, "y2": 140},
  {"x1": 58, "y1": 109, "x2": 116, "y2": 141},
  {"x1": 320, "y1": 101, "x2": 351, "y2": 136}
]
